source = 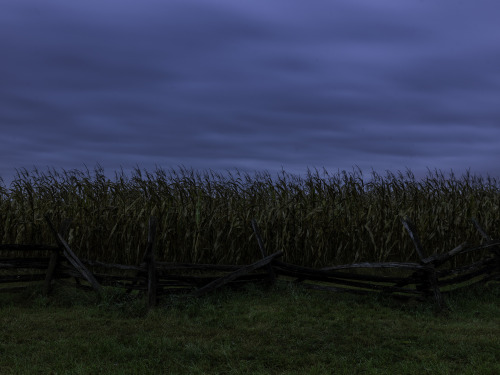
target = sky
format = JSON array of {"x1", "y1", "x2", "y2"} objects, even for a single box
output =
[{"x1": 1, "y1": 0, "x2": 500, "y2": 185}]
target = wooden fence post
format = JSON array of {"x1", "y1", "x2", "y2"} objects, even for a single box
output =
[
  {"x1": 43, "y1": 249, "x2": 59, "y2": 296},
  {"x1": 145, "y1": 216, "x2": 158, "y2": 308},
  {"x1": 471, "y1": 218, "x2": 500, "y2": 279},
  {"x1": 401, "y1": 217, "x2": 446, "y2": 310},
  {"x1": 44, "y1": 215, "x2": 102, "y2": 296},
  {"x1": 43, "y1": 219, "x2": 72, "y2": 296},
  {"x1": 471, "y1": 218, "x2": 500, "y2": 256},
  {"x1": 251, "y1": 219, "x2": 276, "y2": 284}
]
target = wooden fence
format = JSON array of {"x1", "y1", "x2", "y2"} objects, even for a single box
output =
[{"x1": 1, "y1": 216, "x2": 499, "y2": 310}]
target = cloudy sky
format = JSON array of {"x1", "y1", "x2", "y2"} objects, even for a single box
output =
[{"x1": 1, "y1": 0, "x2": 500, "y2": 185}]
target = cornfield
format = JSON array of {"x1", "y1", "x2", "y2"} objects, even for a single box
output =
[{"x1": 1, "y1": 166, "x2": 499, "y2": 267}]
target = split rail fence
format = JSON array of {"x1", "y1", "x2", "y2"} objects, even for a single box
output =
[{"x1": 1, "y1": 215, "x2": 499, "y2": 310}]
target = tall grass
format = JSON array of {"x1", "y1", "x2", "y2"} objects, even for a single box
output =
[{"x1": 1, "y1": 166, "x2": 499, "y2": 267}]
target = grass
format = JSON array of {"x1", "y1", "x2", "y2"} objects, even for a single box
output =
[
  {"x1": 0, "y1": 281, "x2": 499, "y2": 374},
  {"x1": 1, "y1": 166, "x2": 500, "y2": 267}
]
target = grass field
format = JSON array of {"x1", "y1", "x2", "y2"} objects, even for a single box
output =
[
  {"x1": 1, "y1": 281, "x2": 499, "y2": 374},
  {"x1": 1, "y1": 166, "x2": 500, "y2": 267}
]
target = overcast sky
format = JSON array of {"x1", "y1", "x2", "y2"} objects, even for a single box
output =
[{"x1": 1, "y1": 0, "x2": 500, "y2": 185}]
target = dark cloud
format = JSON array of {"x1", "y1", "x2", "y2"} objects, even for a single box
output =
[{"x1": 1, "y1": 0, "x2": 500, "y2": 185}]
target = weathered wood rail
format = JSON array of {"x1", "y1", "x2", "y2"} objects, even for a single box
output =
[{"x1": 1, "y1": 216, "x2": 499, "y2": 310}]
